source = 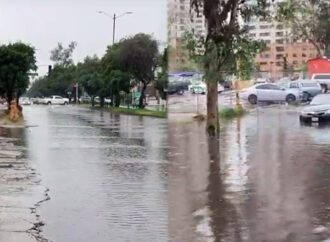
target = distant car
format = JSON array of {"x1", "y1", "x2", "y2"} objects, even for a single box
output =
[
  {"x1": 240, "y1": 83, "x2": 301, "y2": 104},
  {"x1": 300, "y1": 94, "x2": 330, "y2": 123},
  {"x1": 80, "y1": 96, "x2": 91, "y2": 103},
  {"x1": 19, "y1": 97, "x2": 31, "y2": 105},
  {"x1": 311, "y1": 73, "x2": 330, "y2": 93},
  {"x1": 189, "y1": 82, "x2": 206, "y2": 94},
  {"x1": 42, "y1": 96, "x2": 69, "y2": 105},
  {"x1": 218, "y1": 84, "x2": 225, "y2": 93},
  {"x1": 282, "y1": 80, "x2": 322, "y2": 101}
]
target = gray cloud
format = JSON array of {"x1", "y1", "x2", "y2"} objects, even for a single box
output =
[{"x1": 0, "y1": 0, "x2": 167, "y2": 76}]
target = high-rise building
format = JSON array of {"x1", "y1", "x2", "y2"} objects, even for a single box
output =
[
  {"x1": 167, "y1": 0, "x2": 206, "y2": 72},
  {"x1": 246, "y1": 0, "x2": 318, "y2": 79}
]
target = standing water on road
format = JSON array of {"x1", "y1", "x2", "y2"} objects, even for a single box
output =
[
  {"x1": 22, "y1": 106, "x2": 168, "y2": 242},
  {"x1": 168, "y1": 106, "x2": 330, "y2": 242}
]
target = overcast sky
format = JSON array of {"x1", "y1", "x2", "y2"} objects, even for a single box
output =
[{"x1": 0, "y1": 0, "x2": 167, "y2": 76}]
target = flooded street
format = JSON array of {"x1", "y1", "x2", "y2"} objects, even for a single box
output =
[
  {"x1": 5, "y1": 106, "x2": 169, "y2": 242},
  {"x1": 168, "y1": 106, "x2": 330, "y2": 242},
  {"x1": 1, "y1": 105, "x2": 330, "y2": 241}
]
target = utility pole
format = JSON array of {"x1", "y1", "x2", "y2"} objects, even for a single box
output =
[
  {"x1": 98, "y1": 11, "x2": 133, "y2": 45},
  {"x1": 113, "y1": 13, "x2": 116, "y2": 44}
]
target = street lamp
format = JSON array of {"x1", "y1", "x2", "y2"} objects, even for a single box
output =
[{"x1": 98, "y1": 11, "x2": 133, "y2": 44}]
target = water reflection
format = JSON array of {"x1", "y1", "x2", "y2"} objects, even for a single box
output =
[
  {"x1": 24, "y1": 106, "x2": 169, "y2": 242},
  {"x1": 169, "y1": 108, "x2": 330, "y2": 242}
]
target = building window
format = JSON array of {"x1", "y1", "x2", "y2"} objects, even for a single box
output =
[
  {"x1": 302, "y1": 53, "x2": 307, "y2": 57},
  {"x1": 293, "y1": 60, "x2": 298, "y2": 65},
  {"x1": 264, "y1": 40, "x2": 271, "y2": 44},
  {"x1": 249, "y1": 33, "x2": 256, "y2": 38},
  {"x1": 260, "y1": 32, "x2": 270, "y2": 37},
  {"x1": 276, "y1": 46, "x2": 285, "y2": 52},
  {"x1": 276, "y1": 54, "x2": 283, "y2": 60},
  {"x1": 276, "y1": 39, "x2": 284, "y2": 44},
  {"x1": 276, "y1": 31, "x2": 284, "y2": 37},
  {"x1": 260, "y1": 25, "x2": 269, "y2": 29},
  {"x1": 248, "y1": 25, "x2": 256, "y2": 30},
  {"x1": 277, "y1": 24, "x2": 283, "y2": 29},
  {"x1": 293, "y1": 53, "x2": 297, "y2": 58},
  {"x1": 260, "y1": 62, "x2": 268, "y2": 65}
]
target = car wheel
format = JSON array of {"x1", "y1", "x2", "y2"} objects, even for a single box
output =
[
  {"x1": 299, "y1": 116, "x2": 311, "y2": 123},
  {"x1": 321, "y1": 84, "x2": 328, "y2": 93},
  {"x1": 286, "y1": 94, "x2": 296, "y2": 104},
  {"x1": 248, "y1": 94, "x2": 257, "y2": 105},
  {"x1": 47, "y1": 102, "x2": 51, "y2": 105},
  {"x1": 177, "y1": 89, "x2": 184, "y2": 95},
  {"x1": 302, "y1": 92, "x2": 311, "y2": 102},
  {"x1": 64, "y1": 102, "x2": 68, "y2": 105}
]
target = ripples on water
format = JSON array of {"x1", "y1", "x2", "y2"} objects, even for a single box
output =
[
  {"x1": 168, "y1": 108, "x2": 330, "y2": 242},
  {"x1": 24, "y1": 107, "x2": 169, "y2": 242}
]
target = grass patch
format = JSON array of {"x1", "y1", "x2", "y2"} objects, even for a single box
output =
[
  {"x1": 106, "y1": 107, "x2": 166, "y2": 118},
  {"x1": 219, "y1": 106, "x2": 246, "y2": 119}
]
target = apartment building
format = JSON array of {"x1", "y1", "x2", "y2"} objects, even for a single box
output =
[
  {"x1": 167, "y1": 0, "x2": 206, "y2": 72},
  {"x1": 246, "y1": 1, "x2": 318, "y2": 79}
]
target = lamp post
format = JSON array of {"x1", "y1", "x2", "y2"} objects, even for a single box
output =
[{"x1": 98, "y1": 11, "x2": 133, "y2": 44}]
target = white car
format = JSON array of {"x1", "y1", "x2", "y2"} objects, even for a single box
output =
[
  {"x1": 189, "y1": 82, "x2": 207, "y2": 94},
  {"x1": 240, "y1": 83, "x2": 301, "y2": 104},
  {"x1": 42, "y1": 95, "x2": 69, "y2": 105},
  {"x1": 19, "y1": 97, "x2": 31, "y2": 105}
]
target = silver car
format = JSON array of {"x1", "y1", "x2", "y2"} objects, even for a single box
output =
[
  {"x1": 240, "y1": 83, "x2": 301, "y2": 104},
  {"x1": 300, "y1": 94, "x2": 330, "y2": 123},
  {"x1": 282, "y1": 80, "x2": 321, "y2": 101}
]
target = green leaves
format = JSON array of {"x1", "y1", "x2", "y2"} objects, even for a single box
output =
[
  {"x1": 0, "y1": 42, "x2": 36, "y2": 104},
  {"x1": 276, "y1": 0, "x2": 330, "y2": 56}
]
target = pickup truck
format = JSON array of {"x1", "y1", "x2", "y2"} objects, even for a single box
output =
[
  {"x1": 311, "y1": 73, "x2": 330, "y2": 93},
  {"x1": 42, "y1": 95, "x2": 69, "y2": 105}
]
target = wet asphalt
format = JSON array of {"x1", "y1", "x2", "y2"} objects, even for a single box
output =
[{"x1": 1, "y1": 105, "x2": 330, "y2": 242}]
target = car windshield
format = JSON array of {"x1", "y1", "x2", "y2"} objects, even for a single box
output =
[
  {"x1": 310, "y1": 94, "x2": 330, "y2": 105},
  {"x1": 301, "y1": 82, "x2": 319, "y2": 87},
  {"x1": 314, "y1": 75, "x2": 330, "y2": 79}
]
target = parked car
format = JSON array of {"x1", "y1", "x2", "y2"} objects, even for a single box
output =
[
  {"x1": 19, "y1": 97, "x2": 31, "y2": 105},
  {"x1": 240, "y1": 83, "x2": 301, "y2": 104},
  {"x1": 165, "y1": 81, "x2": 187, "y2": 95},
  {"x1": 79, "y1": 96, "x2": 91, "y2": 103},
  {"x1": 42, "y1": 96, "x2": 69, "y2": 105},
  {"x1": 281, "y1": 80, "x2": 322, "y2": 101},
  {"x1": 311, "y1": 73, "x2": 330, "y2": 93},
  {"x1": 189, "y1": 82, "x2": 206, "y2": 94},
  {"x1": 300, "y1": 94, "x2": 330, "y2": 123},
  {"x1": 218, "y1": 84, "x2": 225, "y2": 93}
]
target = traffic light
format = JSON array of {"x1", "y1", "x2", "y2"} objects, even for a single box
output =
[{"x1": 48, "y1": 65, "x2": 52, "y2": 76}]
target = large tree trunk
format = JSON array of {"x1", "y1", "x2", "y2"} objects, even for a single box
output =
[
  {"x1": 139, "y1": 83, "x2": 147, "y2": 109},
  {"x1": 206, "y1": 81, "x2": 219, "y2": 136},
  {"x1": 6, "y1": 93, "x2": 13, "y2": 112}
]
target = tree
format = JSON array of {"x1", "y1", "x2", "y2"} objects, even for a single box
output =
[
  {"x1": 277, "y1": 0, "x2": 330, "y2": 57},
  {"x1": 104, "y1": 70, "x2": 131, "y2": 107},
  {"x1": 154, "y1": 47, "x2": 169, "y2": 100},
  {"x1": 112, "y1": 33, "x2": 159, "y2": 108},
  {"x1": 0, "y1": 42, "x2": 37, "y2": 111},
  {"x1": 190, "y1": 0, "x2": 271, "y2": 135},
  {"x1": 76, "y1": 55, "x2": 103, "y2": 106},
  {"x1": 50, "y1": 41, "x2": 77, "y2": 67}
]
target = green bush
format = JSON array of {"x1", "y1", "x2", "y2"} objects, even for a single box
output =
[{"x1": 219, "y1": 106, "x2": 246, "y2": 119}]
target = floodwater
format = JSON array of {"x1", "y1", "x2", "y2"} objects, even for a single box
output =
[
  {"x1": 168, "y1": 106, "x2": 330, "y2": 242},
  {"x1": 4, "y1": 106, "x2": 169, "y2": 242},
  {"x1": 1, "y1": 105, "x2": 330, "y2": 242}
]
